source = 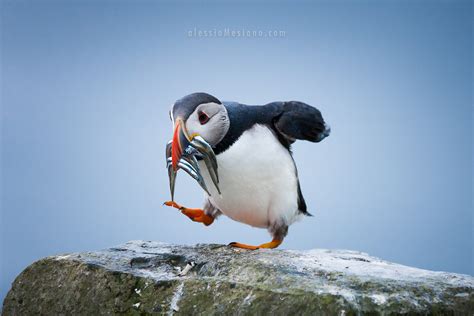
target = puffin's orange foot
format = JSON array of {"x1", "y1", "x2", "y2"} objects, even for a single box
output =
[
  {"x1": 163, "y1": 201, "x2": 214, "y2": 226},
  {"x1": 229, "y1": 239, "x2": 282, "y2": 250},
  {"x1": 163, "y1": 201, "x2": 181, "y2": 209}
]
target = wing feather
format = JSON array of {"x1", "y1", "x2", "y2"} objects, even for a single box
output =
[{"x1": 272, "y1": 101, "x2": 328, "y2": 143}]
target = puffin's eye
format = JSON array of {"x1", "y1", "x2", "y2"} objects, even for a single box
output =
[{"x1": 198, "y1": 111, "x2": 210, "y2": 125}]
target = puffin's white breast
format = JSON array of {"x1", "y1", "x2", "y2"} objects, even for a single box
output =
[{"x1": 200, "y1": 124, "x2": 300, "y2": 228}]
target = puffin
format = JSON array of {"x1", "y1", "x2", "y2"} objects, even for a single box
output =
[{"x1": 164, "y1": 92, "x2": 330, "y2": 250}]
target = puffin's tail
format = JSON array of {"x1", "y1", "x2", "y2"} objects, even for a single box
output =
[{"x1": 297, "y1": 181, "x2": 312, "y2": 216}]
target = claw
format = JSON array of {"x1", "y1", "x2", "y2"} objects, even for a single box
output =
[{"x1": 163, "y1": 200, "x2": 181, "y2": 208}]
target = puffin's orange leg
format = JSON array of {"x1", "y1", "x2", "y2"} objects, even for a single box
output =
[
  {"x1": 163, "y1": 201, "x2": 214, "y2": 226},
  {"x1": 229, "y1": 239, "x2": 282, "y2": 250}
]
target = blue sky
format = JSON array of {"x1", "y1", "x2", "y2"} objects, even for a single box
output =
[{"x1": 1, "y1": 0, "x2": 472, "y2": 303}]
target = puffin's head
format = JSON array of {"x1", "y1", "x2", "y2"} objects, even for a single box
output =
[
  {"x1": 169, "y1": 92, "x2": 229, "y2": 170},
  {"x1": 166, "y1": 93, "x2": 228, "y2": 200}
]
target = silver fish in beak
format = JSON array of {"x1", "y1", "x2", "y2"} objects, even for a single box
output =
[
  {"x1": 166, "y1": 118, "x2": 220, "y2": 201},
  {"x1": 165, "y1": 141, "x2": 177, "y2": 201}
]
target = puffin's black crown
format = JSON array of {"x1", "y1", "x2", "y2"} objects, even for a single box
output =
[{"x1": 173, "y1": 92, "x2": 221, "y2": 120}]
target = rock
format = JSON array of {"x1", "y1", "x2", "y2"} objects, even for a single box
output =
[{"x1": 2, "y1": 241, "x2": 473, "y2": 315}]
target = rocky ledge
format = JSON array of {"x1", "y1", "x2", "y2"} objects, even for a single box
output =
[{"x1": 2, "y1": 241, "x2": 473, "y2": 315}]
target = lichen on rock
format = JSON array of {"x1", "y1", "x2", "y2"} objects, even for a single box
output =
[{"x1": 2, "y1": 241, "x2": 473, "y2": 315}]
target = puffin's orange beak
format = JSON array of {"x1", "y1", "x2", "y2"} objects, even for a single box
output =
[
  {"x1": 171, "y1": 120, "x2": 183, "y2": 171},
  {"x1": 171, "y1": 118, "x2": 194, "y2": 171}
]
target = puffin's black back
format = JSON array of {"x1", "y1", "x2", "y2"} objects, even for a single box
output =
[
  {"x1": 214, "y1": 101, "x2": 327, "y2": 155},
  {"x1": 213, "y1": 101, "x2": 329, "y2": 216}
]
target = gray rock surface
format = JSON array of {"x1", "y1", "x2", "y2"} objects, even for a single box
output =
[{"x1": 2, "y1": 240, "x2": 473, "y2": 315}]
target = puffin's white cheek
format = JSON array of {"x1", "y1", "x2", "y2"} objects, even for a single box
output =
[
  {"x1": 200, "y1": 129, "x2": 215, "y2": 144},
  {"x1": 185, "y1": 117, "x2": 201, "y2": 137},
  {"x1": 185, "y1": 112, "x2": 229, "y2": 147}
]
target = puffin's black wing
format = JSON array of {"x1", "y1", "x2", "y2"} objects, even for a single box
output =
[{"x1": 269, "y1": 101, "x2": 329, "y2": 144}]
